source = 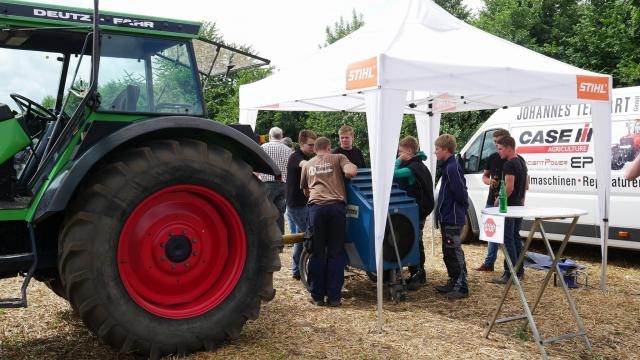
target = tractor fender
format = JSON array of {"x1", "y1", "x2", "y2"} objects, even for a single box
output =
[{"x1": 34, "y1": 116, "x2": 279, "y2": 221}]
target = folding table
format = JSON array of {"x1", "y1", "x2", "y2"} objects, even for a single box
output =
[{"x1": 481, "y1": 206, "x2": 591, "y2": 360}]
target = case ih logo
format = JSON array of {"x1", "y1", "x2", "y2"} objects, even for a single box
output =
[
  {"x1": 346, "y1": 57, "x2": 378, "y2": 90},
  {"x1": 517, "y1": 123, "x2": 592, "y2": 154},
  {"x1": 576, "y1": 75, "x2": 609, "y2": 101},
  {"x1": 483, "y1": 218, "x2": 497, "y2": 238}
]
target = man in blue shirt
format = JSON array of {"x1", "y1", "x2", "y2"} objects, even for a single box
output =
[{"x1": 434, "y1": 134, "x2": 469, "y2": 299}]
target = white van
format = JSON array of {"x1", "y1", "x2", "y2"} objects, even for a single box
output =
[{"x1": 458, "y1": 86, "x2": 640, "y2": 249}]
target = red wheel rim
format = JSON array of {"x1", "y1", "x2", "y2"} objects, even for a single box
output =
[{"x1": 117, "y1": 185, "x2": 246, "y2": 319}]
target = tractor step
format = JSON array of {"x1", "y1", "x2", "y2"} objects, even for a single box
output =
[
  {"x1": 0, "y1": 224, "x2": 38, "y2": 309},
  {"x1": 0, "y1": 297, "x2": 27, "y2": 308}
]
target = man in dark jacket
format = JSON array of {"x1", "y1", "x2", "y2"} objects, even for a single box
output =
[
  {"x1": 434, "y1": 134, "x2": 469, "y2": 299},
  {"x1": 393, "y1": 136, "x2": 434, "y2": 290}
]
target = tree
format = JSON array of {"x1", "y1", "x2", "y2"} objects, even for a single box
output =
[
  {"x1": 41, "y1": 95, "x2": 55, "y2": 110},
  {"x1": 565, "y1": 0, "x2": 640, "y2": 86},
  {"x1": 322, "y1": 10, "x2": 365, "y2": 47},
  {"x1": 474, "y1": 0, "x2": 640, "y2": 87},
  {"x1": 198, "y1": 22, "x2": 275, "y2": 125}
]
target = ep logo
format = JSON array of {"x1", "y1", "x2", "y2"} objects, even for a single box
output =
[{"x1": 571, "y1": 156, "x2": 593, "y2": 168}]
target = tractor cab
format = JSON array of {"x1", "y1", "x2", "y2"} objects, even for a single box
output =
[{"x1": 0, "y1": 1, "x2": 269, "y2": 206}]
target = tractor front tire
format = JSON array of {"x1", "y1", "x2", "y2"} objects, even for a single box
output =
[{"x1": 59, "y1": 139, "x2": 281, "y2": 358}]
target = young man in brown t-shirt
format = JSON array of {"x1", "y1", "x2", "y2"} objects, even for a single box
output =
[{"x1": 301, "y1": 137, "x2": 357, "y2": 307}]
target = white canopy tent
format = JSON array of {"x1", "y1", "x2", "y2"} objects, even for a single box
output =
[{"x1": 239, "y1": 0, "x2": 612, "y2": 328}]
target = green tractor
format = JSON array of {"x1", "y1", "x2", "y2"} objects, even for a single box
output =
[{"x1": 0, "y1": 0, "x2": 281, "y2": 357}]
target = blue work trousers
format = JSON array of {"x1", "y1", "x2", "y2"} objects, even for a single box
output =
[
  {"x1": 307, "y1": 202, "x2": 347, "y2": 303},
  {"x1": 482, "y1": 202, "x2": 499, "y2": 267},
  {"x1": 502, "y1": 217, "x2": 524, "y2": 278}
]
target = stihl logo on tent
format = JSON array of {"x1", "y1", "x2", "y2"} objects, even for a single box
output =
[
  {"x1": 433, "y1": 93, "x2": 457, "y2": 112},
  {"x1": 346, "y1": 57, "x2": 377, "y2": 90},
  {"x1": 576, "y1": 75, "x2": 609, "y2": 101}
]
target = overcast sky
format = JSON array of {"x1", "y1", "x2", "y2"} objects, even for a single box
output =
[{"x1": 1, "y1": 0, "x2": 483, "y2": 107}]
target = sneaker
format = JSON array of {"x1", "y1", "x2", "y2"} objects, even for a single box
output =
[
  {"x1": 292, "y1": 274, "x2": 301, "y2": 281},
  {"x1": 307, "y1": 295, "x2": 324, "y2": 306},
  {"x1": 474, "y1": 264, "x2": 494, "y2": 272},
  {"x1": 489, "y1": 275, "x2": 509, "y2": 284},
  {"x1": 435, "y1": 280, "x2": 454, "y2": 293},
  {"x1": 489, "y1": 274, "x2": 524, "y2": 284},
  {"x1": 445, "y1": 290, "x2": 469, "y2": 299}
]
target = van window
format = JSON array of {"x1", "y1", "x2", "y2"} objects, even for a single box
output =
[{"x1": 463, "y1": 130, "x2": 497, "y2": 173}]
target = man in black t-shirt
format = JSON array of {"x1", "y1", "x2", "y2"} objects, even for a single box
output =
[
  {"x1": 331, "y1": 125, "x2": 366, "y2": 168},
  {"x1": 286, "y1": 130, "x2": 317, "y2": 280},
  {"x1": 490, "y1": 136, "x2": 528, "y2": 284},
  {"x1": 475, "y1": 129, "x2": 509, "y2": 272}
]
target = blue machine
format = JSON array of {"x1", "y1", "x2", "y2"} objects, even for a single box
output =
[{"x1": 344, "y1": 168, "x2": 420, "y2": 273}]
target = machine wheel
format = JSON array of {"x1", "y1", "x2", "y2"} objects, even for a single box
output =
[
  {"x1": 299, "y1": 248, "x2": 311, "y2": 291},
  {"x1": 58, "y1": 139, "x2": 281, "y2": 358},
  {"x1": 460, "y1": 212, "x2": 476, "y2": 244}
]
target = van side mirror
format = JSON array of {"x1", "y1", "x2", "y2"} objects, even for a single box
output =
[{"x1": 456, "y1": 153, "x2": 466, "y2": 172}]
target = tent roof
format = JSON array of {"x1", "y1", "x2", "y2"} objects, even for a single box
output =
[{"x1": 240, "y1": 0, "x2": 610, "y2": 114}]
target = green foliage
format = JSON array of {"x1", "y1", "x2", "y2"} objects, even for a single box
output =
[
  {"x1": 475, "y1": 0, "x2": 640, "y2": 87},
  {"x1": 440, "y1": 111, "x2": 493, "y2": 149},
  {"x1": 198, "y1": 21, "x2": 275, "y2": 124},
  {"x1": 322, "y1": 10, "x2": 365, "y2": 47},
  {"x1": 564, "y1": 0, "x2": 640, "y2": 86},
  {"x1": 435, "y1": 0, "x2": 472, "y2": 20},
  {"x1": 198, "y1": 21, "x2": 223, "y2": 42},
  {"x1": 41, "y1": 95, "x2": 55, "y2": 110},
  {"x1": 206, "y1": 66, "x2": 273, "y2": 124}
]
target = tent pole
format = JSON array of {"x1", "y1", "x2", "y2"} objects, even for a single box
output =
[
  {"x1": 376, "y1": 250, "x2": 384, "y2": 332},
  {"x1": 600, "y1": 221, "x2": 608, "y2": 292}
]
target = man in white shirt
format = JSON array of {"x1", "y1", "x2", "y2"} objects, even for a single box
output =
[{"x1": 258, "y1": 126, "x2": 292, "y2": 233}]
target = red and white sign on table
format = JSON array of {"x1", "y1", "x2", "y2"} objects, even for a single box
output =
[{"x1": 480, "y1": 213, "x2": 504, "y2": 243}]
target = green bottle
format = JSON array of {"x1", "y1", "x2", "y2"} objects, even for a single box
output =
[{"x1": 499, "y1": 177, "x2": 508, "y2": 213}]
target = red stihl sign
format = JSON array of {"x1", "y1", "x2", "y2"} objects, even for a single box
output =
[
  {"x1": 346, "y1": 57, "x2": 378, "y2": 90},
  {"x1": 576, "y1": 75, "x2": 609, "y2": 101}
]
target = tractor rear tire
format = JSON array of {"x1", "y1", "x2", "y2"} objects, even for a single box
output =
[{"x1": 58, "y1": 139, "x2": 281, "y2": 358}]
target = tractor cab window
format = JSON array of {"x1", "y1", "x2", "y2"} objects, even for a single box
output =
[
  {"x1": 97, "y1": 34, "x2": 203, "y2": 115},
  {"x1": 462, "y1": 129, "x2": 497, "y2": 174},
  {"x1": 0, "y1": 48, "x2": 62, "y2": 113}
]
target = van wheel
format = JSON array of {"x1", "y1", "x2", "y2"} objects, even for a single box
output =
[{"x1": 460, "y1": 212, "x2": 476, "y2": 243}]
